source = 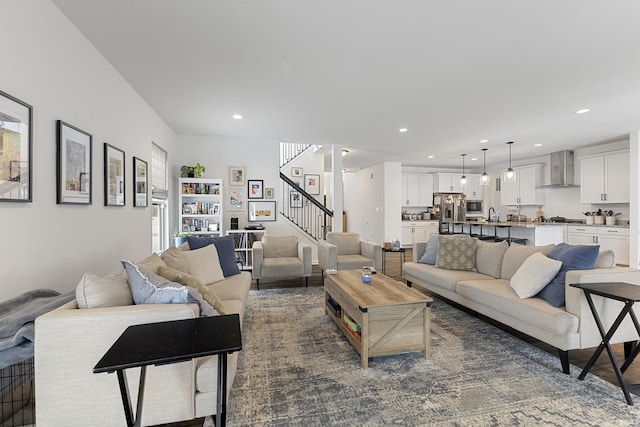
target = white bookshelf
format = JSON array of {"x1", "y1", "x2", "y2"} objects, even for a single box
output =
[
  {"x1": 226, "y1": 229, "x2": 266, "y2": 270},
  {"x1": 179, "y1": 178, "x2": 223, "y2": 237}
]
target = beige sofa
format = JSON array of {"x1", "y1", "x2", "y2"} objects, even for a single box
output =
[
  {"x1": 35, "y1": 245, "x2": 251, "y2": 427},
  {"x1": 403, "y1": 239, "x2": 640, "y2": 373}
]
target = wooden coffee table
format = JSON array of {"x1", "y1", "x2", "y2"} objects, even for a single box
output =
[{"x1": 324, "y1": 269, "x2": 432, "y2": 368}]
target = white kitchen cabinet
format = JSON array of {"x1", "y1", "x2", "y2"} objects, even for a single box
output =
[
  {"x1": 434, "y1": 173, "x2": 464, "y2": 193},
  {"x1": 401, "y1": 173, "x2": 433, "y2": 206},
  {"x1": 566, "y1": 225, "x2": 629, "y2": 266},
  {"x1": 401, "y1": 221, "x2": 439, "y2": 247},
  {"x1": 580, "y1": 151, "x2": 629, "y2": 204},
  {"x1": 501, "y1": 165, "x2": 543, "y2": 206},
  {"x1": 463, "y1": 173, "x2": 484, "y2": 200}
]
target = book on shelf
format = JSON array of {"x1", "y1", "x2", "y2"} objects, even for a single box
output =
[
  {"x1": 181, "y1": 182, "x2": 221, "y2": 195},
  {"x1": 343, "y1": 312, "x2": 361, "y2": 337}
]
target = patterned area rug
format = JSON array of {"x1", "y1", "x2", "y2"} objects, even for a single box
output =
[{"x1": 218, "y1": 287, "x2": 640, "y2": 426}]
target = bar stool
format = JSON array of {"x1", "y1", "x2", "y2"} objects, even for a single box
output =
[
  {"x1": 469, "y1": 224, "x2": 483, "y2": 238},
  {"x1": 494, "y1": 224, "x2": 511, "y2": 243}
]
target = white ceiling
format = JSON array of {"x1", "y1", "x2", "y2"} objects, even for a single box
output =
[{"x1": 52, "y1": 0, "x2": 640, "y2": 171}]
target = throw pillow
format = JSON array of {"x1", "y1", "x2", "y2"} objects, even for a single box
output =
[
  {"x1": 75, "y1": 272, "x2": 133, "y2": 309},
  {"x1": 160, "y1": 246, "x2": 189, "y2": 273},
  {"x1": 509, "y1": 252, "x2": 563, "y2": 299},
  {"x1": 182, "y1": 244, "x2": 225, "y2": 285},
  {"x1": 475, "y1": 240, "x2": 508, "y2": 278},
  {"x1": 435, "y1": 236, "x2": 478, "y2": 271},
  {"x1": 186, "y1": 235, "x2": 241, "y2": 277},
  {"x1": 594, "y1": 249, "x2": 615, "y2": 268},
  {"x1": 158, "y1": 265, "x2": 226, "y2": 314},
  {"x1": 536, "y1": 243, "x2": 600, "y2": 307},
  {"x1": 418, "y1": 234, "x2": 439, "y2": 265},
  {"x1": 500, "y1": 243, "x2": 555, "y2": 280},
  {"x1": 121, "y1": 260, "x2": 217, "y2": 316}
]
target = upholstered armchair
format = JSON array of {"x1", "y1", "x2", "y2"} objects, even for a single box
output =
[
  {"x1": 317, "y1": 232, "x2": 382, "y2": 273},
  {"x1": 252, "y1": 235, "x2": 312, "y2": 289}
]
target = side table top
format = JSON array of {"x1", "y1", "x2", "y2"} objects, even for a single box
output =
[
  {"x1": 94, "y1": 314, "x2": 242, "y2": 373},
  {"x1": 570, "y1": 282, "x2": 640, "y2": 302}
]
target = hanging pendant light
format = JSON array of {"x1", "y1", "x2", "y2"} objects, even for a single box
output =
[
  {"x1": 503, "y1": 141, "x2": 516, "y2": 183},
  {"x1": 460, "y1": 154, "x2": 467, "y2": 188},
  {"x1": 480, "y1": 148, "x2": 490, "y2": 186}
]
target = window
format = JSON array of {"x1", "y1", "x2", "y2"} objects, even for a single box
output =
[{"x1": 151, "y1": 142, "x2": 169, "y2": 252}]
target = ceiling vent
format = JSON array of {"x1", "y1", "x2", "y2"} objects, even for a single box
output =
[{"x1": 539, "y1": 150, "x2": 578, "y2": 188}]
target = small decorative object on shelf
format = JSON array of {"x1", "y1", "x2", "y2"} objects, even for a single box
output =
[{"x1": 180, "y1": 163, "x2": 206, "y2": 178}]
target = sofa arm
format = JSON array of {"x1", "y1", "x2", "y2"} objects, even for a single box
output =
[
  {"x1": 317, "y1": 240, "x2": 337, "y2": 271},
  {"x1": 361, "y1": 240, "x2": 383, "y2": 272},
  {"x1": 35, "y1": 301, "x2": 199, "y2": 427},
  {"x1": 565, "y1": 267, "x2": 640, "y2": 349},
  {"x1": 298, "y1": 243, "x2": 312, "y2": 277},
  {"x1": 252, "y1": 241, "x2": 264, "y2": 279}
]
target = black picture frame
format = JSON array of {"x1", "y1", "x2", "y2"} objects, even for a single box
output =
[
  {"x1": 56, "y1": 120, "x2": 92, "y2": 205},
  {"x1": 0, "y1": 90, "x2": 33, "y2": 202},
  {"x1": 104, "y1": 143, "x2": 125, "y2": 206},
  {"x1": 133, "y1": 156, "x2": 148, "y2": 207},
  {"x1": 248, "y1": 179, "x2": 264, "y2": 199}
]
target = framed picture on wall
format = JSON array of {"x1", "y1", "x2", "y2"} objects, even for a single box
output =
[
  {"x1": 264, "y1": 187, "x2": 274, "y2": 199},
  {"x1": 291, "y1": 167, "x2": 303, "y2": 178},
  {"x1": 0, "y1": 90, "x2": 32, "y2": 202},
  {"x1": 290, "y1": 191, "x2": 302, "y2": 208},
  {"x1": 248, "y1": 201, "x2": 276, "y2": 222},
  {"x1": 56, "y1": 120, "x2": 92, "y2": 205},
  {"x1": 104, "y1": 143, "x2": 125, "y2": 206},
  {"x1": 248, "y1": 179, "x2": 263, "y2": 199},
  {"x1": 226, "y1": 187, "x2": 246, "y2": 211},
  {"x1": 133, "y1": 157, "x2": 148, "y2": 207},
  {"x1": 229, "y1": 166, "x2": 246, "y2": 187},
  {"x1": 304, "y1": 174, "x2": 320, "y2": 195}
]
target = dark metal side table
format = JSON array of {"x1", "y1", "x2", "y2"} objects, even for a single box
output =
[
  {"x1": 570, "y1": 282, "x2": 640, "y2": 405},
  {"x1": 94, "y1": 314, "x2": 242, "y2": 427},
  {"x1": 382, "y1": 247, "x2": 406, "y2": 278}
]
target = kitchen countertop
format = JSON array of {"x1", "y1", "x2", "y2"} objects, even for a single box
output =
[{"x1": 446, "y1": 220, "x2": 629, "y2": 228}]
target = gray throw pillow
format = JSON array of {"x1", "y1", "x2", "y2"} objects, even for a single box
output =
[
  {"x1": 418, "y1": 234, "x2": 439, "y2": 265},
  {"x1": 121, "y1": 260, "x2": 217, "y2": 317},
  {"x1": 435, "y1": 236, "x2": 478, "y2": 271}
]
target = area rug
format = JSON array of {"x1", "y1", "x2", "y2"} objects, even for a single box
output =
[{"x1": 218, "y1": 287, "x2": 640, "y2": 426}]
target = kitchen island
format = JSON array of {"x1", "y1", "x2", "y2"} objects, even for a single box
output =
[{"x1": 444, "y1": 221, "x2": 564, "y2": 246}]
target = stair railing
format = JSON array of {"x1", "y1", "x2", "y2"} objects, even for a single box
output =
[{"x1": 279, "y1": 172, "x2": 333, "y2": 241}]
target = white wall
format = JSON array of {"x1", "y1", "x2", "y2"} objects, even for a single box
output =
[{"x1": 0, "y1": 0, "x2": 176, "y2": 300}]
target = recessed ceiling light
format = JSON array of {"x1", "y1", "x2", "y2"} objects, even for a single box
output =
[
  {"x1": 534, "y1": 143, "x2": 542, "y2": 147},
  {"x1": 471, "y1": 157, "x2": 478, "y2": 161},
  {"x1": 232, "y1": 114, "x2": 243, "y2": 120},
  {"x1": 480, "y1": 139, "x2": 488, "y2": 143},
  {"x1": 575, "y1": 108, "x2": 590, "y2": 114},
  {"x1": 427, "y1": 155, "x2": 434, "y2": 159},
  {"x1": 399, "y1": 128, "x2": 408, "y2": 133}
]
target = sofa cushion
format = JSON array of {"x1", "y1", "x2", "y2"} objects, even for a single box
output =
[
  {"x1": 456, "y1": 279, "x2": 579, "y2": 336},
  {"x1": 475, "y1": 240, "x2": 508, "y2": 278},
  {"x1": 510, "y1": 252, "x2": 563, "y2": 299},
  {"x1": 136, "y1": 253, "x2": 166, "y2": 274},
  {"x1": 536, "y1": 243, "x2": 600, "y2": 307},
  {"x1": 418, "y1": 234, "x2": 438, "y2": 265},
  {"x1": 158, "y1": 265, "x2": 226, "y2": 315},
  {"x1": 500, "y1": 243, "x2": 555, "y2": 280},
  {"x1": 121, "y1": 260, "x2": 217, "y2": 316},
  {"x1": 263, "y1": 257, "x2": 303, "y2": 277},
  {"x1": 404, "y1": 262, "x2": 492, "y2": 292},
  {"x1": 160, "y1": 246, "x2": 189, "y2": 273},
  {"x1": 262, "y1": 235, "x2": 299, "y2": 258},
  {"x1": 187, "y1": 235, "x2": 241, "y2": 277},
  {"x1": 75, "y1": 272, "x2": 133, "y2": 309},
  {"x1": 327, "y1": 232, "x2": 361, "y2": 255},
  {"x1": 183, "y1": 245, "x2": 225, "y2": 285},
  {"x1": 435, "y1": 236, "x2": 478, "y2": 271},
  {"x1": 337, "y1": 254, "x2": 374, "y2": 270},
  {"x1": 208, "y1": 272, "x2": 252, "y2": 303}
]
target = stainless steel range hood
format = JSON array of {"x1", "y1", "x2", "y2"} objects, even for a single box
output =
[{"x1": 538, "y1": 150, "x2": 579, "y2": 188}]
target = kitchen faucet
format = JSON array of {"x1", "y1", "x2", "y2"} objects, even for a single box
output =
[{"x1": 488, "y1": 207, "x2": 495, "y2": 222}]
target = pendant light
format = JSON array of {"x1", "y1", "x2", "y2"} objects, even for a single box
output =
[
  {"x1": 503, "y1": 141, "x2": 516, "y2": 183},
  {"x1": 460, "y1": 154, "x2": 467, "y2": 188},
  {"x1": 480, "y1": 148, "x2": 490, "y2": 186}
]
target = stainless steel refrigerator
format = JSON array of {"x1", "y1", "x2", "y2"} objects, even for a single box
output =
[{"x1": 432, "y1": 193, "x2": 466, "y2": 232}]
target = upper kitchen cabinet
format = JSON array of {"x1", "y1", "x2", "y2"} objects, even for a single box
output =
[
  {"x1": 434, "y1": 173, "x2": 464, "y2": 193},
  {"x1": 463, "y1": 174, "x2": 484, "y2": 200},
  {"x1": 401, "y1": 173, "x2": 434, "y2": 206},
  {"x1": 501, "y1": 165, "x2": 544, "y2": 206},
  {"x1": 580, "y1": 151, "x2": 629, "y2": 204}
]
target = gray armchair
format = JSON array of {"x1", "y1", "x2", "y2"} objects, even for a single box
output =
[
  {"x1": 252, "y1": 235, "x2": 312, "y2": 289},
  {"x1": 317, "y1": 232, "x2": 382, "y2": 274}
]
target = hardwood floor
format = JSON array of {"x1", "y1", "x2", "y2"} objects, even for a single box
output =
[{"x1": 160, "y1": 249, "x2": 640, "y2": 426}]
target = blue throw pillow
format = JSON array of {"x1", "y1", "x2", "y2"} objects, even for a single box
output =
[
  {"x1": 536, "y1": 243, "x2": 600, "y2": 307},
  {"x1": 186, "y1": 235, "x2": 241, "y2": 277},
  {"x1": 121, "y1": 260, "x2": 217, "y2": 316},
  {"x1": 418, "y1": 234, "x2": 438, "y2": 265}
]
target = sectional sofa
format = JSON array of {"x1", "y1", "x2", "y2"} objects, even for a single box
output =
[
  {"x1": 35, "y1": 237, "x2": 251, "y2": 427},
  {"x1": 403, "y1": 238, "x2": 640, "y2": 373}
]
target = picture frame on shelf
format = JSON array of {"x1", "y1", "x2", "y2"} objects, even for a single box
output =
[
  {"x1": 226, "y1": 187, "x2": 246, "y2": 211},
  {"x1": 104, "y1": 143, "x2": 125, "y2": 206},
  {"x1": 264, "y1": 187, "x2": 274, "y2": 199},
  {"x1": 291, "y1": 167, "x2": 303, "y2": 178},
  {"x1": 248, "y1": 179, "x2": 263, "y2": 199},
  {"x1": 304, "y1": 174, "x2": 320, "y2": 195},
  {"x1": 0, "y1": 90, "x2": 33, "y2": 202},
  {"x1": 183, "y1": 203, "x2": 197, "y2": 214},
  {"x1": 56, "y1": 120, "x2": 92, "y2": 205},
  {"x1": 290, "y1": 190, "x2": 302, "y2": 208},
  {"x1": 212, "y1": 203, "x2": 220, "y2": 215},
  {"x1": 248, "y1": 201, "x2": 276, "y2": 222},
  {"x1": 133, "y1": 156, "x2": 148, "y2": 207},
  {"x1": 229, "y1": 166, "x2": 246, "y2": 187}
]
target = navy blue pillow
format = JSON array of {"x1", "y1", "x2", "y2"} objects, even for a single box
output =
[
  {"x1": 536, "y1": 243, "x2": 599, "y2": 307},
  {"x1": 186, "y1": 235, "x2": 241, "y2": 277}
]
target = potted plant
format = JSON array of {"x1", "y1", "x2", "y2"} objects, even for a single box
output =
[
  {"x1": 171, "y1": 229, "x2": 192, "y2": 247},
  {"x1": 180, "y1": 163, "x2": 206, "y2": 178}
]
